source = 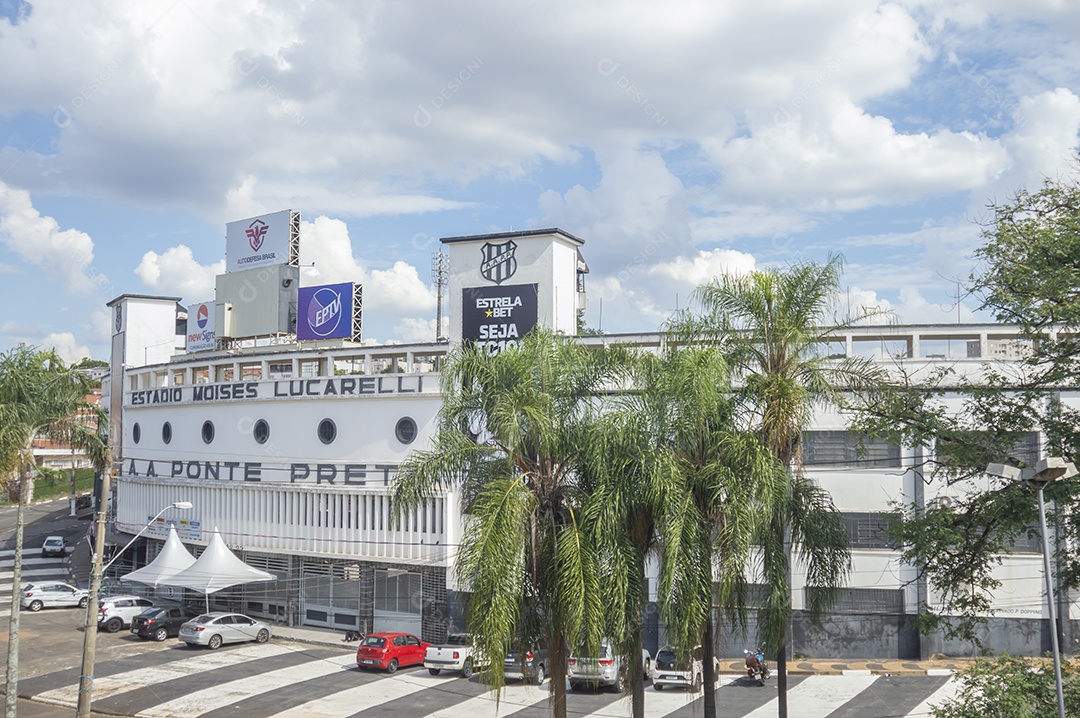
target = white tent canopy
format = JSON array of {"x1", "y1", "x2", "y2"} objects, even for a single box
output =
[
  {"x1": 119, "y1": 525, "x2": 196, "y2": 588},
  {"x1": 165, "y1": 529, "x2": 275, "y2": 594}
]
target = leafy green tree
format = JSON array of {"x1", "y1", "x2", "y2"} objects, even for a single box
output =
[
  {"x1": 849, "y1": 171, "x2": 1080, "y2": 644},
  {"x1": 931, "y1": 653, "x2": 1080, "y2": 718},
  {"x1": 690, "y1": 256, "x2": 885, "y2": 718},
  {"x1": 392, "y1": 329, "x2": 619, "y2": 718},
  {"x1": 0, "y1": 345, "x2": 108, "y2": 718}
]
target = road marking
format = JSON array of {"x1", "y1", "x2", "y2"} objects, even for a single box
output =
[
  {"x1": 137, "y1": 651, "x2": 359, "y2": 717},
  {"x1": 31, "y1": 643, "x2": 299, "y2": 707},
  {"x1": 0, "y1": 547, "x2": 75, "y2": 558},
  {"x1": 429, "y1": 680, "x2": 552, "y2": 718},
  {"x1": 0, "y1": 568, "x2": 75, "y2": 580},
  {"x1": 742, "y1": 674, "x2": 879, "y2": 717},
  {"x1": 267, "y1": 667, "x2": 441, "y2": 717},
  {"x1": 904, "y1": 677, "x2": 960, "y2": 717}
]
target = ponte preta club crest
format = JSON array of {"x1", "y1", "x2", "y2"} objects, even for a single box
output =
[{"x1": 480, "y1": 240, "x2": 518, "y2": 284}]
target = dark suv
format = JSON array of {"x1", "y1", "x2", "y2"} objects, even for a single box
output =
[
  {"x1": 503, "y1": 642, "x2": 549, "y2": 684},
  {"x1": 130, "y1": 605, "x2": 198, "y2": 641}
]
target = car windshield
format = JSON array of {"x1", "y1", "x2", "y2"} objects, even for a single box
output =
[
  {"x1": 656, "y1": 648, "x2": 691, "y2": 670},
  {"x1": 362, "y1": 636, "x2": 386, "y2": 647},
  {"x1": 44, "y1": 539, "x2": 62, "y2": 546}
]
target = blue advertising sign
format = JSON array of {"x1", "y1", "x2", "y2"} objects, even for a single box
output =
[{"x1": 297, "y1": 282, "x2": 353, "y2": 340}]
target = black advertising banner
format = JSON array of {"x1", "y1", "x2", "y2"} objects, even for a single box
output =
[{"x1": 462, "y1": 283, "x2": 539, "y2": 354}]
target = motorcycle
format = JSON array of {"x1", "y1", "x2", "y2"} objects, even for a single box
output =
[{"x1": 743, "y1": 647, "x2": 770, "y2": 686}]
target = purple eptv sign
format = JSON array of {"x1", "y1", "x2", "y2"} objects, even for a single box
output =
[{"x1": 297, "y1": 282, "x2": 352, "y2": 340}]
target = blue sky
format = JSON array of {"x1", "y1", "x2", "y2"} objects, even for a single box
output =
[{"x1": 2, "y1": 1, "x2": 1080, "y2": 361}]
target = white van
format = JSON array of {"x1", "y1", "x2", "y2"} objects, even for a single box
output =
[{"x1": 651, "y1": 645, "x2": 719, "y2": 691}]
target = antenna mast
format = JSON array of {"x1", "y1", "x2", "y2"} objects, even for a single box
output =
[{"x1": 432, "y1": 251, "x2": 449, "y2": 341}]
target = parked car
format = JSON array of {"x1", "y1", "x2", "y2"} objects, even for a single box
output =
[
  {"x1": 97, "y1": 595, "x2": 156, "y2": 633},
  {"x1": 651, "y1": 645, "x2": 720, "y2": 691},
  {"x1": 356, "y1": 631, "x2": 428, "y2": 673},
  {"x1": 568, "y1": 640, "x2": 651, "y2": 692},
  {"x1": 40, "y1": 536, "x2": 65, "y2": 558},
  {"x1": 130, "y1": 605, "x2": 199, "y2": 641},
  {"x1": 503, "y1": 642, "x2": 549, "y2": 684},
  {"x1": 425, "y1": 632, "x2": 485, "y2": 678},
  {"x1": 20, "y1": 582, "x2": 89, "y2": 612},
  {"x1": 179, "y1": 612, "x2": 272, "y2": 649}
]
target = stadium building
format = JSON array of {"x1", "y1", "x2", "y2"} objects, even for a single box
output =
[{"x1": 103, "y1": 212, "x2": 1073, "y2": 659}]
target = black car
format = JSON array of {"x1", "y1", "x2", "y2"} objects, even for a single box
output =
[{"x1": 130, "y1": 605, "x2": 198, "y2": 641}]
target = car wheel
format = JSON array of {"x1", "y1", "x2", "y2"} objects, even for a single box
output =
[
  {"x1": 611, "y1": 671, "x2": 625, "y2": 693},
  {"x1": 644, "y1": 658, "x2": 651, "y2": 682},
  {"x1": 569, "y1": 681, "x2": 579, "y2": 691},
  {"x1": 104, "y1": 617, "x2": 123, "y2": 633},
  {"x1": 78, "y1": 597, "x2": 88, "y2": 609},
  {"x1": 654, "y1": 683, "x2": 664, "y2": 691},
  {"x1": 461, "y1": 659, "x2": 473, "y2": 679},
  {"x1": 28, "y1": 600, "x2": 43, "y2": 612},
  {"x1": 386, "y1": 658, "x2": 399, "y2": 674},
  {"x1": 207, "y1": 634, "x2": 223, "y2": 650},
  {"x1": 532, "y1": 664, "x2": 545, "y2": 685},
  {"x1": 255, "y1": 628, "x2": 270, "y2": 643},
  {"x1": 428, "y1": 667, "x2": 441, "y2": 676},
  {"x1": 693, "y1": 671, "x2": 702, "y2": 691},
  {"x1": 153, "y1": 627, "x2": 168, "y2": 642}
]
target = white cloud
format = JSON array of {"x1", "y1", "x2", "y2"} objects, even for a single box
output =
[
  {"x1": 41, "y1": 332, "x2": 91, "y2": 364},
  {"x1": 133, "y1": 245, "x2": 224, "y2": 302},
  {"x1": 0, "y1": 181, "x2": 104, "y2": 294},
  {"x1": 395, "y1": 317, "x2": 437, "y2": 344},
  {"x1": 300, "y1": 216, "x2": 436, "y2": 317}
]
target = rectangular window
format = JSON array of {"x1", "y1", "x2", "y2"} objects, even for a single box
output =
[
  {"x1": 803, "y1": 431, "x2": 901, "y2": 468},
  {"x1": 936, "y1": 431, "x2": 1040, "y2": 468},
  {"x1": 806, "y1": 586, "x2": 903, "y2": 614},
  {"x1": 842, "y1": 512, "x2": 899, "y2": 549},
  {"x1": 268, "y1": 362, "x2": 292, "y2": 379}
]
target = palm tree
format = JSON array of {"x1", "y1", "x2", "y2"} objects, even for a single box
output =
[
  {"x1": 691, "y1": 256, "x2": 885, "y2": 718},
  {"x1": 0, "y1": 346, "x2": 108, "y2": 718},
  {"x1": 638, "y1": 343, "x2": 784, "y2": 718},
  {"x1": 392, "y1": 329, "x2": 619, "y2": 718}
]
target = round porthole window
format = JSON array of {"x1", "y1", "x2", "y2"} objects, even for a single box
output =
[
  {"x1": 318, "y1": 418, "x2": 337, "y2": 445},
  {"x1": 395, "y1": 417, "x2": 417, "y2": 444},
  {"x1": 253, "y1": 419, "x2": 270, "y2": 445},
  {"x1": 132, "y1": 423, "x2": 141, "y2": 444},
  {"x1": 201, "y1": 420, "x2": 215, "y2": 444},
  {"x1": 162, "y1": 422, "x2": 172, "y2": 445}
]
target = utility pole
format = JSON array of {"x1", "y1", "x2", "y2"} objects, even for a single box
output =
[
  {"x1": 76, "y1": 465, "x2": 112, "y2": 717},
  {"x1": 432, "y1": 251, "x2": 449, "y2": 342},
  {"x1": 4, "y1": 469, "x2": 28, "y2": 718}
]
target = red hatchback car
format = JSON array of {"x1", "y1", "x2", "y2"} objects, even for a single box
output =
[{"x1": 356, "y1": 632, "x2": 429, "y2": 673}]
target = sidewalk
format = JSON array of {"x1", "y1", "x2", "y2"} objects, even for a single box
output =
[{"x1": 268, "y1": 625, "x2": 969, "y2": 676}]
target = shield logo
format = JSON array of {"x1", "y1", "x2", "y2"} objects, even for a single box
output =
[
  {"x1": 246, "y1": 219, "x2": 269, "y2": 252},
  {"x1": 480, "y1": 240, "x2": 518, "y2": 284}
]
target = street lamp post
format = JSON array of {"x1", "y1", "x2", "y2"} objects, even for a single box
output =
[
  {"x1": 75, "y1": 500, "x2": 192, "y2": 718},
  {"x1": 988, "y1": 457, "x2": 1076, "y2": 718}
]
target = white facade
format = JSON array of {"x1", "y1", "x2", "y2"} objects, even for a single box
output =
[{"x1": 105, "y1": 229, "x2": 1067, "y2": 657}]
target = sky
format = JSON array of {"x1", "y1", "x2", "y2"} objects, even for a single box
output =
[{"x1": 1, "y1": 1, "x2": 1080, "y2": 362}]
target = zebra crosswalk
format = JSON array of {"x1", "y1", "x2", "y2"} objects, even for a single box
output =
[
  {"x1": 0, "y1": 545, "x2": 76, "y2": 618},
  {"x1": 19, "y1": 640, "x2": 961, "y2": 718}
]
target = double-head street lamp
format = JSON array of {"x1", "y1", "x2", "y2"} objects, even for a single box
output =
[
  {"x1": 76, "y1": 500, "x2": 193, "y2": 718},
  {"x1": 987, "y1": 457, "x2": 1076, "y2": 718}
]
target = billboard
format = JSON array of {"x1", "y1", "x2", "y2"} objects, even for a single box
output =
[
  {"x1": 461, "y1": 283, "x2": 538, "y2": 354},
  {"x1": 226, "y1": 209, "x2": 297, "y2": 273},
  {"x1": 186, "y1": 302, "x2": 216, "y2": 352},
  {"x1": 297, "y1": 282, "x2": 362, "y2": 341}
]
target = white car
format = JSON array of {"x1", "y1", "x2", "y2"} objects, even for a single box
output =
[
  {"x1": 20, "y1": 582, "x2": 89, "y2": 612},
  {"x1": 97, "y1": 595, "x2": 156, "y2": 633},
  {"x1": 568, "y1": 640, "x2": 652, "y2": 692},
  {"x1": 651, "y1": 645, "x2": 720, "y2": 691},
  {"x1": 40, "y1": 536, "x2": 66, "y2": 558},
  {"x1": 179, "y1": 612, "x2": 272, "y2": 649}
]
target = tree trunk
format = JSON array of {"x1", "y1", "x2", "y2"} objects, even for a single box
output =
[
  {"x1": 630, "y1": 556, "x2": 646, "y2": 718},
  {"x1": 703, "y1": 604, "x2": 716, "y2": 718},
  {"x1": 69, "y1": 447, "x2": 77, "y2": 518},
  {"x1": 550, "y1": 629, "x2": 567, "y2": 718},
  {"x1": 5, "y1": 469, "x2": 29, "y2": 718}
]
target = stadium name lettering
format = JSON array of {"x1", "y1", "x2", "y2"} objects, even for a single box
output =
[
  {"x1": 128, "y1": 376, "x2": 424, "y2": 406},
  {"x1": 125, "y1": 459, "x2": 397, "y2": 485}
]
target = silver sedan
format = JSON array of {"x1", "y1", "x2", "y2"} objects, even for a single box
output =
[{"x1": 178, "y1": 612, "x2": 272, "y2": 649}]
